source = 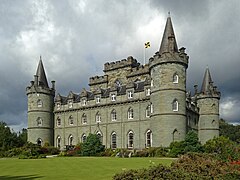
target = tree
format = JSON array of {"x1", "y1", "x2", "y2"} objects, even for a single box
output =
[
  {"x1": 220, "y1": 119, "x2": 240, "y2": 143},
  {"x1": 81, "y1": 133, "x2": 105, "y2": 156}
]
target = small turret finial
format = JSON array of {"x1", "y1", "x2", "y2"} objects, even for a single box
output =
[
  {"x1": 40, "y1": 55, "x2": 42, "y2": 61},
  {"x1": 168, "y1": 11, "x2": 171, "y2": 17}
]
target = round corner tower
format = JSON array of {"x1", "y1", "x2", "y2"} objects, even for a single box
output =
[
  {"x1": 196, "y1": 67, "x2": 220, "y2": 144},
  {"x1": 26, "y1": 57, "x2": 55, "y2": 146},
  {"x1": 149, "y1": 16, "x2": 189, "y2": 147}
]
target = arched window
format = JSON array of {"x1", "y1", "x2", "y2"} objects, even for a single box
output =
[
  {"x1": 36, "y1": 117, "x2": 42, "y2": 127},
  {"x1": 128, "y1": 131, "x2": 134, "y2": 148},
  {"x1": 68, "y1": 135, "x2": 73, "y2": 145},
  {"x1": 82, "y1": 134, "x2": 87, "y2": 143},
  {"x1": 146, "y1": 105, "x2": 151, "y2": 118},
  {"x1": 146, "y1": 88, "x2": 151, "y2": 96},
  {"x1": 56, "y1": 103, "x2": 61, "y2": 110},
  {"x1": 69, "y1": 115, "x2": 74, "y2": 125},
  {"x1": 82, "y1": 113, "x2": 87, "y2": 124},
  {"x1": 68, "y1": 100, "x2": 73, "y2": 108},
  {"x1": 37, "y1": 99, "x2": 42, "y2": 107},
  {"x1": 37, "y1": 138, "x2": 42, "y2": 146},
  {"x1": 96, "y1": 131, "x2": 103, "y2": 143},
  {"x1": 172, "y1": 99, "x2": 178, "y2": 111},
  {"x1": 146, "y1": 130, "x2": 152, "y2": 148},
  {"x1": 57, "y1": 136, "x2": 61, "y2": 148},
  {"x1": 111, "y1": 109, "x2": 117, "y2": 121},
  {"x1": 57, "y1": 117, "x2": 61, "y2": 126},
  {"x1": 173, "y1": 129, "x2": 180, "y2": 142},
  {"x1": 128, "y1": 108, "x2": 134, "y2": 119},
  {"x1": 111, "y1": 132, "x2": 117, "y2": 149},
  {"x1": 173, "y1": 73, "x2": 179, "y2": 83},
  {"x1": 96, "y1": 112, "x2": 101, "y2": 123}
]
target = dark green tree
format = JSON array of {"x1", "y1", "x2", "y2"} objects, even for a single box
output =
[{"x1": 220, "y1": 119, "x2": 240, "y2": 143}]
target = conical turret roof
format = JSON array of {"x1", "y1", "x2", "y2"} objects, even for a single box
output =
[
  {"x1": 36, "y1": 57, "x2": 49, "y2": 88},
  {"x1": 159, "y1": 16, "x2": 178, "y2": 55},
  {"x1": 201, "y1": 67, "x2": 213, "y2": 93}
]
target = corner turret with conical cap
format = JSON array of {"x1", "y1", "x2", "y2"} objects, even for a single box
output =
[
  {"x1": 26, "y1": 57, "x2": 55, "y2": 146},
  {"x1": 149, "y1": 15, "x2": 189, "y2": 147},
  {"x1": 197, "y1": 67, "x2": 220, "y2": 144}
]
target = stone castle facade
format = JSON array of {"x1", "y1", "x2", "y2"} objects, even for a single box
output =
[{"x1": 26, "y1": 16, "x2": 221, "y2": 150}]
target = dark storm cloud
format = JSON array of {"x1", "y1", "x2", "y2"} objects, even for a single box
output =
[{"x1": 0, "y1": 0, "x2": 239, "y2": 131}]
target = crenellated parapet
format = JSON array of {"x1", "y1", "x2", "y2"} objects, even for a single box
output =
[
  {"x1": 127, "y1": 64, "x2": 150, "y2": 78},
  {"x1": 104, "y1": 56, "x2": 140, "y2": 72},
  {"x1": 89, "y1": 75, "x2": 108, "y2": 86}
]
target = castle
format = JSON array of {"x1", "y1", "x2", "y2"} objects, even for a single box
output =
[{"x1": 26, "y1": 16, "x2": 221, "y2": 150}]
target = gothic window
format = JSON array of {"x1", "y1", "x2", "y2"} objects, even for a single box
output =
[
  {"x1": 173, "y1": 73, "x2": 179, "y2": 84},
  {"x1": 172, "y1": 99, "x2": 178, "y2": 111},
  {"x1": 96, "y1": 131, "x2": 103, "y2": 143},
  {"x1": 115, "y1": 79, "x2": 122, "y2": 87},
  {"x1": 82, "y1": 113, "x2": 87, "y2": 124},
  {"x1": 96, "y1": 96, "x2": 101, "y2": 104},
  {"x1": 173, "y1": 129, "x2": 180, "y2": 142},
  {"x1": 82, "y1": 134, "x2": 87, "y2": 143},
  {"x1": 128, "y1": 131, "x2": 134, "y2": 148},
  {"x1": 146, "y1": 88, "x2": 151, "y2": 96},
  {"x1": 146, "y1": 105, "x2": 151, "y2": 118},
  {"x1": 69, "y1": 115, "x2": 74, "y2": 125},
  {"x1": 68, "y1": 135, "x2": 73, "y2": 145},
  {"x1": 37, "y1": 138, "x2": 42, "y2": 146},
  {"x1": 57, "y1": 117, "x2": 61, "y2": 126},
  {"x1": 111, "y1": 132, "x2": 117, "y2": 149},
  {"x1": 111, "y1": 109, "x2": 117, "y2": 121},
  {"x1": 37, "y1": 117, "x2": 42, "y2": 127},
  {"x1": 128, "y1": 108, "x2": 134, "y2": 119},
  {"x1": 37, "y1": 99, "x2": 42, "y2": 107},
  {"x1": 57, "y1": 136, "x2": 61, "y2": 148},
  {"x1": 68, "y1": 100, "x2": 73, "y2": 108},
  {"x1": 212, "y1": 120, "x2": 216, "y2": 126},
  {"x1": 96, "y1": 112, "x2": 101, "y2": 123},
  {"x1": 146, "y1": 130, "x2": 152, "y2": 148},
  {"x1": 111, "y1": 94, "x2": 116, "y2": 101},
  {"x1": 128, "y1": 91, "x2": 133, "y2": 99}
]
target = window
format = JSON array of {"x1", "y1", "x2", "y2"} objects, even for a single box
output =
[
  {"x1": 56, "y1": 103, "x2": 61, "y2": 110},
  {"x1": 82, "y1": 134, "x2": 87, "y2": 143},
  {"x1": 150, "y1": 103, "x2": 153, "y2": 113},
  {"x1": 172, "y1": 99, "x2": 178, "y2": 111},
  {"x1": 128, "y1": 131, "x2": 134, "y2": 148},
  {"x1": 146, "y1": 130, "x2": 152, "y2": 148},
  {"x1": 115, "y1": 79, "x2": 122, "y2": 87},
  {"x1": 37, "y1": 99, "x2": 42, "y2": 107},
  {"x1": 69, "y1": 115, "x2": 74, "y2": 125},
  {"x1": 37, "y1": 138, "x2": 42, "y2": 146},
  {"x1": 96, "y1": 131, "x2": 102, "y2": 143},
  {"x1": 128, "y1": 91, "x2": 133, "y2": 99},
  {"x1": 82, "y1": 99, "x2": 87, "y2": 106},
  {"x1": 128, "y1": 108, "x2": 134, "y2": 119},
  {"x1": 146, "y1": 88, "x2": 151, "y2": 96},
  {"x1": 57, "y1": 117, "x2": 61, "y2": 126},
  {"x1": 151, "y1": 79, "x2": 154, "y2": 87},
  {"x1": 57, "y1": 136, "x2": 61, "y2": 148},
  {"x1": 173, "y1": 73, "x2": 179, "y2": 84},
  {"x1": 111, "y1": 94, "x2": 116, "y2": 101},
  {"x1": 82, "y1": 113, "x2": 87, "y2": 124},
  {"x1": 68, "y1": 135, "x2": 73, "y2": 145},
  {"x1": 146, "y1": 105, "x2": 151, "y2": 118},
  {"x1": 68, "y1": 100, "x2": 73, "y2": 108},
  {"x1": 96, "y1": 96, "x2": 101, "y2": 104},
  {"x1": 37, "y1": 117, "x2": 42, "y2": 127},
  {"x1": 111, "y1": 132, "x2": 117, "y2": 149},
  {"x1": 173, "y1": 129, "x2": 180, "y2": 142},
  {"x1": 96, "y1": 112, "x2": 101, "y2": 123},
  {"x1": 111, "y1": 109, "x2": 117, "y2": 121}
]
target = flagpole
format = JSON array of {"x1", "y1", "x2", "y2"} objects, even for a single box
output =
[{"x1": 144, "y1": 46, "x2": 146, "y2": 65}]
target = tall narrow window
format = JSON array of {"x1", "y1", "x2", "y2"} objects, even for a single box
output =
[
  {"x1": 111, "y1": 109, "x2": 117, "y2": 121},
  {"x1": 128, "y1": 131, "x2": 134, "y2": 148},
  {"x1": 96, "y1": 96, "x2": 101, "y2": 104},
  {"x1": 111, "y1": 132, "x2": 117, "y2": 149},
  {"x1": 57, "y1": 136, "x2": 61, "y2": 148},
  {"x1": 68, "y1": 100, "x2": 73, "y2": 108},
  {"x1": 69, "y1": 135, "x2": 73, "y2": 146},
  {"x1": 82, "y1": 113, "x2": 87, "y2": 124},
  {"x1": 37, "y1": 138, "x2": 42, "y2": 146},
  {"x1": 56, "y1": 103, "x2": 61, "y2": 110},
  {"x1": 173, "y1": 73, "x2": 179, "y2": 84},
  {"x1": 69, "y1": 115, "x2": 74, "y2": 125},
  {"x1": 57, "y1": 117, "x2": 61, "y2": 126},
  {"x1": 150, "y1": 103, "x2": 153, "y2": 113},
  {"x1": 37, "y1": 99, "x2": 42, "y2": 107},
  {"x1": 82, "y1": 99, "x2": 87, "y2": 106},
  {"x1": 96, "y1": 131, "x2": 103, "y2": 143},
  {"x1": 36, "y1": 117, "x2": 42, "y2": 127},
  {"x1": 128, "y1": 108, "x2": 134, "y2": 119},
  {"x1": 128, "y1": 91, "x2": 133, "y2": 99},
  {"x1": 96, "y1": 112, "x2": 101, "y2": 123},
  {"x1": 146, "y1": 130, "x2": 152, "y2": 148},
  {"x1": 111, "y1": 94, "x2": 116, "y2": 101},
  {"x1": 146, "y1": 105, "x2": 151, "y2": 118},
  {"x1": 172, "y1": 99, "x2": 179, "y2": 111},
  {"x1": 82, "y1": 134, "x2": 87, "y2": 143},
  {"x1": 146, "y1": 88, "x2": 151, "y2": 96}
]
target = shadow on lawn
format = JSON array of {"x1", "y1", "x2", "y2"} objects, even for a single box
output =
[{"x1": 0, "y1": 175, "x2": 43, "y2": 180}]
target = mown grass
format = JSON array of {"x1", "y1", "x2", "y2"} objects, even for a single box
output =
[{"x1": 0, "y1": 157, "x2": 174, "y2": 180}]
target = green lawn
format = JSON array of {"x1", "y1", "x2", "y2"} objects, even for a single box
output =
[{"x1": 0, "y1": 157, "x2": 174, "y2": 180}]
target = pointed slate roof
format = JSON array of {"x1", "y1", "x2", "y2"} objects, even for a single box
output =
[
  {"x1": 159, "y1": 16, "x2": 178, "y2": 55},
  {"x1": 201, "y1": 67, "x2": 213, "y2": 93},
  {"x1": 36, "y1": 57, "x2": 49, "y2": 88}
]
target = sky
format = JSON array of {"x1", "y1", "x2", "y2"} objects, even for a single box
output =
[{"x1": 0, "y1": 0, "x2": 239, "y2": 131}]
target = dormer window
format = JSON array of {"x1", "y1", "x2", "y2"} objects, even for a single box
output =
[
  {"x1": 68, "y1": 100, "x2": 73, "y2": 108},
  {"x1": 146, "y1": 88, "x2": 151, "y2": 96},
  {"x1": 37, "y1": 99, "x2": 43, "y2": 107},
  {"x1": 128, "y1": 91, "x2": 133, "y2": 99},
  {"x1": 173, "y1": 73, "x2": 179, "y2": 84},
  {"x1": 56, "y1": 103, "x2": 61, "y2": 110},
  {"x1": 82, "y1": 99, "x2": 87, "y2": 106},
  {"x1": 111, "y1": 94, "x2": 116, "y2": 101},
  {"x1": 96, "y1": 96, "x2": 101, "y2": 104}
]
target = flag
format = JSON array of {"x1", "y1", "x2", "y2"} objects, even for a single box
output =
[{"x1": 145, "y1": 41, "x2": 150, "y2": 48}]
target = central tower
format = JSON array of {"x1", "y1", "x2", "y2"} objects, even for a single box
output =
[{"x1": 149, "y1": 16, "x2": 189, "y2": 147}]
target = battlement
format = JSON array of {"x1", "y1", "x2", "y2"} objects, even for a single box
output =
[
  {"x1": 127, "y1": 64, "x2": 149, "y2": 78},
  {"x1": 104, "y1": 56, "x2": 140, "y2": 72},
  {"x1": 89, "y1": 75, "x2": 108, "y2": 85}
]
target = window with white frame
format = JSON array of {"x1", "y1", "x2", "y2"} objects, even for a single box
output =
[
  {"x1": 128, "y1": 91, "x2": 133, "y2": 99},
  {"x1": 96, "y1": 112, "x2": 101, "y2": 123},
  {"x1": 69, "y1": 115, "x2": 74, "y2": 125},
  {"x1": 111, "y1": 94, "x2": 116, "y2": 101},
  {"x1": 96, "y1": 96, "x2": 101, "y2": 104},
  {"x1": 37, "y1": 99, "x2": 42, "y2": 107},
  {"x1": 151, "y1": 79, "x2": 154, "y2": 87},
  {"x1": 82, "y1": 134, "x2": 87, "y2": 143},
  {"x1": 146, "y1": 130, "x2": 152, "y2": 148},
  {"x1": 36, "y1": 117, "x2": 42, "y2": 127},
  {"x1": 57, "y1": 117, "x2": 61, "y2": 126},
  {"x1": 68, "y1": 135, "x2": 73, "y2": 145},
  {"x1": 146, "y1": 105, "x2": 151, "y2": 118},
  {"x1": 56, "y1": 103, "x2": 61, "y2": 110},
  {"x1": 150, "y1": 103, "x2": 153, "y2": 113},
  {"x1": 128, "y1": 131, "x2": 134, "y2": 148},
  {"x1": 111, "y1": 109, "x2": 117, "y2": 121},
  {"x1": 173, "y1": 73, "x2": 179, "y2": 84},
  {"x1": 82, "y1": 99, "x2": 87, "y2": 106},
  {"x1": 57, "y1": 136, "x2": 61, "y2": 148},
  {"x1": 128, "y1": 108, "x2": 134, "y2": 119},
  {"x1": 68, "y1": 100, "x2": 73, "y2": 108},
  {"x1": 172, "y1": 99, "x2": 178, "y2": 111},
  {"x1": 111, "y1": 132, "x2": 117, "y2": 149},
  {"x1": 146, "y1": 88, "x2": 151, "y2": 96},
  {"x1": 82, "y1": 113, "x2": 87, "y2": 124}
]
